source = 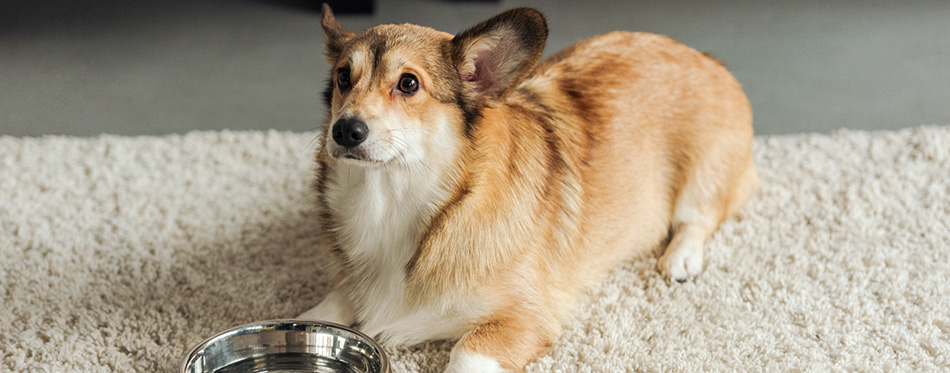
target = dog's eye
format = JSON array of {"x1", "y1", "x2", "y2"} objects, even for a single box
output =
[
  {"x1": 337, "y1": 68, "x2": 351, "y2": 91},
  {"x1": 397, "y1": 74, "x2": 419, "y2": 95}
]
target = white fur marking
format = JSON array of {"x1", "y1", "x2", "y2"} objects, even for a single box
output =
[
  {"x1": 297, "y1": 289, "x2": 356, "y2": 326},
  {"x1": 659, "y1": 204, "x2": 714, "y2": 281},
  {"x1": 446, "y1": 348, "x2": 510, "y2": 373},
  {"x1": 659, "y1": 237, "x2": 705, "y2": 281}
]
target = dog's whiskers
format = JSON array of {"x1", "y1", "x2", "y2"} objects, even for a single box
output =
[{"x1": 298, "y1": 131, "x2": 324, "y2": 162}]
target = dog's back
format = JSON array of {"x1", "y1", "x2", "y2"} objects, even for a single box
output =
[{"x1": 515, "y1": 31, "x2": 756, "y2": 285}]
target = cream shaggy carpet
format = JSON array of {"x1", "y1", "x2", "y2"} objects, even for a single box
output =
[{"x1": 2, "y1": 126, "x2": 949, "y2": 372}]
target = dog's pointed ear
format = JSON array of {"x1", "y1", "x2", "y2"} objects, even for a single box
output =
[
  {"x1": 451, "y1": 8, "x2": 548, "y2": 104},
  {"x1": 322, "y1": 4, "x2": 355, "y2": 62}
]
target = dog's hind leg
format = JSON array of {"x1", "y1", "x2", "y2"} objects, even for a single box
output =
[
  {"x1": 657, "y1": 201, "x2": 719, "y2": 282},
  {"x1": 658, "y1": 153, "x2": 756, "y2": 283}
]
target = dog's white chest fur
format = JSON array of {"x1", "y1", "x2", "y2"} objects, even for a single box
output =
[{"x1": 325, "y1": 163, "x2": 477, "y2": 345}]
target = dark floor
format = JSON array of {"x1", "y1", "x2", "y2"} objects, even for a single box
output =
[{"x1": 2, "y1": 0, "x2": 948, "y2": 137}]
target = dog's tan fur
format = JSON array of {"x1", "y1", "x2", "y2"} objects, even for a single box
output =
[{"x1": 307, "y1": 6, "x2": 755, "y2": 371}]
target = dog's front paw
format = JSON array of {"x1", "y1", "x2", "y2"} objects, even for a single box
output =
[
  {"x1": 445, "y1": 349, "x2": 511, "y2": 373},
  {"x1": 297, "y1": 289, "x2": 356, "y2": 326}
]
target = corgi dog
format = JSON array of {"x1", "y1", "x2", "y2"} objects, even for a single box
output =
[{"x1": 299, "y1": 5, "x2": 756, "y2": 372}]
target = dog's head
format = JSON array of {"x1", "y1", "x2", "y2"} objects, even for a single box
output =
[{"x1": 319, "y1": 5, "x2": 547, "y2": 167}]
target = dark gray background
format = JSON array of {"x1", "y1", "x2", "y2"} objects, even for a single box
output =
[{"x1": 2, "y1": 0, "x2": 948, "y2": 137}]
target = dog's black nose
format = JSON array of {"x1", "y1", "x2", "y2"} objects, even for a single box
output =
[{"x1": 331, "y1": 118, "x2": 369, "y2": 148}]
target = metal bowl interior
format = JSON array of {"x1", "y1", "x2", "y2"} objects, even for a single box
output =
[{"x1": 181, "y1": 320, "x2": 389, "y2": 373}]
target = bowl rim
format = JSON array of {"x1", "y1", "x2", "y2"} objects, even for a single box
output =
[{"x1": 180, "y1": 319, "x2": 389, "y2": 373}]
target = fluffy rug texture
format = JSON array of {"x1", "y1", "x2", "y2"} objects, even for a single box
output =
[{"x1": 2, "y1": 126, "x2": 949, "y2": 372}]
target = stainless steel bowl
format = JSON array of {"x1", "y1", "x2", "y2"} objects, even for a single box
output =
[{"x1": 181, "y1": 320, "x2": 389, "y2": 373}]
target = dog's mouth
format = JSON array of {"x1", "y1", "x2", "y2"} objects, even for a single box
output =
[
  {"x1": 331, "y1": 146, "x2": 368, "y2": 161},
  {"x1": 330, "y1": 146, "x2": 388, "y2": 165}
]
